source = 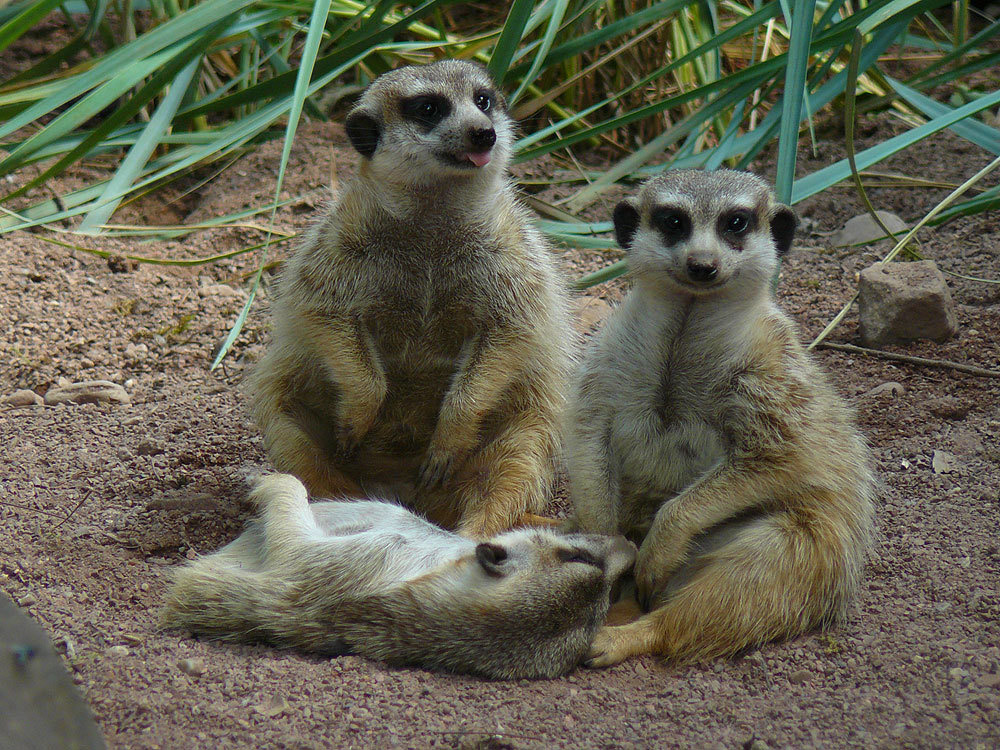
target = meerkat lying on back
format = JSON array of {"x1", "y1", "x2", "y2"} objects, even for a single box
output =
[
  {"x1": 247, "y1": 61, "x2": 572, "y2": 538},
  {"x1": 162, "y1": 474, "x2": 635, "y2": 679},
  {"x1": 566, "y1": 170, "x2": 875, "y2": 666}
]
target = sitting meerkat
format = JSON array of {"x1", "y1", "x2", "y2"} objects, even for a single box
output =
[
  {"x1": 566, "y1": 170, "x2": 876, "y2": 666},
  {"x1": 161, "y1": 474, "x2": 635, "y2": 680},
  {"x1": 247, "y1": 60, "x2": 572, "y2": 538}
]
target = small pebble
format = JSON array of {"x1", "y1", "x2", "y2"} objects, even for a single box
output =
[
  {"x1": 788, "y1": 668, "x2": 812, "y2": 684},
  {"x1": 199, "y1": 283, "x2": 241, "y2": 299},
  {"x1": 178, "y1": 658, "x2": 206, "y2": 677},
  {"x1": 136, "y1": 439, "x2": 165, "y2": 456},
  {"x1": 6, "y1": 389, "x2": 43, "y2": 407},
  {"x1": 105, "y1": 645, "x2": 130, "y2": 658},
  {"x1": 926, "y1": 396, "x2": 970, "y2": 420},
  {"x1": 865, "y1": 381, "x2": 905, "y2": 398}
]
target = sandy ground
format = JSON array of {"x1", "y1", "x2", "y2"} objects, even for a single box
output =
[{"x1": 1, "y1": 107, "x2": 999, "y2": 749}]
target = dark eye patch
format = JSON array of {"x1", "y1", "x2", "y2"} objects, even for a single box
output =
[
  {"x1": 651, "y1": 206, "x2": 691, "y2": 245},
  {"x1": 400, "y1": 94, "x2": 451, "y2": 130},
  {"x1": 719, "y1": 209, "x2": 756, "y2": 236}
]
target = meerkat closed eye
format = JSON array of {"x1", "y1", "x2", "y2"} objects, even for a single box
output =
[
  {"x1": 246, "y1": 60, "x2": 573, "y2": 538},
  {"x1": 565, "y1": 169, "x2": 875, "y2": 666}
]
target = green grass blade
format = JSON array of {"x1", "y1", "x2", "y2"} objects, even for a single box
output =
[
  {"x1": 0, "y1": 0, "x2": 255, "y2": 140},
  {"x1": 791, "y1": 87, "x2": 1000, "y2": 203},
  {"x1": 210, "y1": 0, "x2": 334, "y2": 371},
  {"x1": 887, "y1": 77, "x2": 1000, "y2": 154},
  {"x1": 509, "y1": 0, "x2": 570, "y2": 104},
  {"x1": 488, "y1": 0, "x2": 536, "y2": 84},
  {"x1": 0, "y1": 0, "x2": 63, "y2": 56},
  {"x1": 77, "y1": 55, "x2": 202, "y2": 233},
  {"x1": 774, "y1": 0, "x2": 817, "y2": 204},
  {"x1": 179, "y1": 0, "x2": 454, "y2": 122}
]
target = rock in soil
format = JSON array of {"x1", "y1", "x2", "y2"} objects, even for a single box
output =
[
  {"x1": 830, "y1": 210, "x2": 908, "y2": 247},
  {"x1": 857, "y1": 261, "x2": 958, "y2": 347},
  {"x1": 43, "y1": 380, "x2": 131, "y2": 406},
  {"x1": 6, "y1": 389, "x2": 43, "y2": 406},
  {"x1": 0, "y1": 593, "x2": 105, "y2": 750}
]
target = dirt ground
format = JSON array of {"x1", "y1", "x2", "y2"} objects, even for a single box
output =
[{"x1": 1, "y1": 98, "x2": 999, "y2": 749}]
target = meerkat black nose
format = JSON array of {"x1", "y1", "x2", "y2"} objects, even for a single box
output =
[
  {"x1": 686, "y1": 258, "x2": 719, "y2": 283},
  {"x1": 469, "y1": 127, "x2": 496, "y2": 151}
]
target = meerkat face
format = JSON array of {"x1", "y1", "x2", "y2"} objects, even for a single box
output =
[
  {"x1": 470, "y1": 530, "x2": 636, "y2": 612},
  {"x1": 613, "y1": 170, "x2": 797, "y2": 297},
  {"x1": 344, "y1": 60, "x2": 513, "y2": 185}
]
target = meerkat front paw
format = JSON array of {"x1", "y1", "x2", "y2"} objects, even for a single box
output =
[
  {"x1": 634, "y1": 537, "x2": 686, "y2": 610},
  {"x1": 583, "y1": 626, "x2": 633, "y2": 668},
  {"x1": 335, "y1": 399, "x2": 382, "y2": 453},
  {"x1": 417, "y1": 429, "x2": 474, "y2": 489}
]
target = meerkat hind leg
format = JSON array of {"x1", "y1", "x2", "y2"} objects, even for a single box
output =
[
  {"x1": 248, "y1": 473, "x2": 326, "y2": 563},
  {"x1": 587, "y1": 511, "x2": 833, "y2": 667}
]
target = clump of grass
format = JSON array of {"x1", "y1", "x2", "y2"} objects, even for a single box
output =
[{"x1": 0, "y1": 0, "x2": 996, "y2": 365}]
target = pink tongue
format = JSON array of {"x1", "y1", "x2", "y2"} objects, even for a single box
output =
[{"x1": 466, "y1": 151, "x2": 492, "y2": 167}]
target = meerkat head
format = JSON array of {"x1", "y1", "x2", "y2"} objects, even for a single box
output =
[
  {"x1": 613, "y1": 170, "x2": 797, "y2": 297},
  {"x1": 443, "y1": 529, "x2": 636, "y2": 677},
  {"x1": 344, "y1": 60, "x2": 513, "y2": 187}
]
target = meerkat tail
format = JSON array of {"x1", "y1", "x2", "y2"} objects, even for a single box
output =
[{"x1": 160, "y1": 559, "x2": 288, "y2": 643}]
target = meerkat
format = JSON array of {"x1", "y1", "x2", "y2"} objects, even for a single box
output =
[
  {"x1": 565, "y1": 170, "x2": 876, "y2": 667},
  {"x1": 246, "y1": 60, "x2": 572, "y2": 538},
  {"x1": 161, "y1": 474, "x2": 635, "y2": 679}
]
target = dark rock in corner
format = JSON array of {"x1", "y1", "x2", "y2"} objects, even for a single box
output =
[{"x1": 0, "y1": 592, "x2": 106, "y2": 750}]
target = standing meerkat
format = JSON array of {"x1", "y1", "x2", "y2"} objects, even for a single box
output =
[
  {"x1": 162, "y1": 474, "x2": 636, "y2": 680},
  {"x1": 566, "y1": 170, "x2": 875, "y2": 666},
  {"x1": 247, "y1": 60, "x2": 573, "y2": 538}
]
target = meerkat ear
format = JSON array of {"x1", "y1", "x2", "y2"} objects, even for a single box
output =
[
  {"x1": 770, "y1": 205, "x2": 798, "y2": 257},
  {"x1": 613, "y1": 200, "x2": 641, "y2": 250},
  {"x1": 475, "y1": 542, "x2": 509, "y2": 577},
  {"x1": 345, "y1": 109, "x2": 381, "y2": 158}
]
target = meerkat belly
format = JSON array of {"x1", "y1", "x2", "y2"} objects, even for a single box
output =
[
  {"x1": 608, "y1": 361, "x2": 728, "y2": 534},
  {"x1": 340, "y1": 277, "x2": 481, "y2": 465}
]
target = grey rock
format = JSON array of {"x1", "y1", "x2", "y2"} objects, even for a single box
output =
[
  {"x1": 6, "y1": 389, "x2": 43, "y2": 407},
  {"x1": 105, "y1": 645, "x2": 129, "y2": 658},
  {"x1": 788, "y1": 668, "x2": 812, "y2": 684},
  {"x1": 865, "y1": 381, "x2": 905, "y2": 398},
  {"x1": 136, "y1": 439, "x2": 165, "y2": 456},
  {"x1": 831, "y1": 211, "x2": 908, "y2": 247},
  {"x1": 44, "y1": 380, "x2": 131, "y2": 406},
  {"x1": 932, "y1": 450, "x2": 959, "y2": 474},
  {"x1": 199, "y1": 283, "x2": 241, "y2": 298},
  {"x1": 0, "y1": 592, "x2": 106, "y2": 750},
  {"x1": 858, "y1": 261, "x2": 958, "y2": 347},
  {"x1": 926, "y1": 396, "x2": 970, "y2": 420}
]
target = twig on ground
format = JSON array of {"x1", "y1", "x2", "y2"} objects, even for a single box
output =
[
  {"x1": 53, "y1": 490, "x2": 92, "y2": 530},
  {"x1": 816, "y1": 341, "x2": 1000, "y2": 378}
]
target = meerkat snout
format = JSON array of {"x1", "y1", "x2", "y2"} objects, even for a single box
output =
[
  {"x1": 468, "y1": 126, "x2": 496, "y2": 154},
  {"x1": 685, "y1": 256, "x2": 719, "y2": 283}
]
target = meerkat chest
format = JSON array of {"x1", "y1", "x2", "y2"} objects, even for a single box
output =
[
  {"x1": 360, "y1": 243, "x2": 495, "y2": 362},
  {"x1": 607, "y1": 301, "x2": 734, "y2": 497}
]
